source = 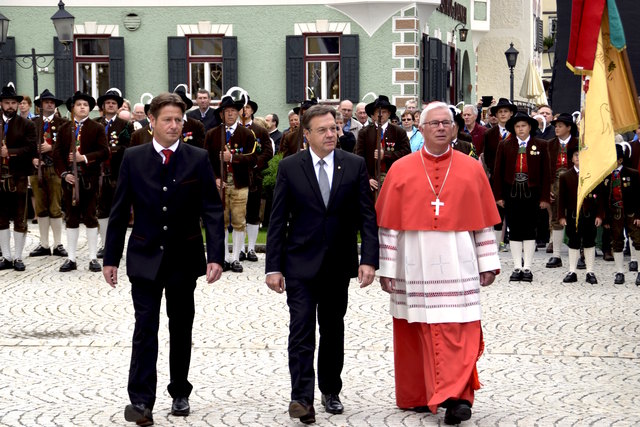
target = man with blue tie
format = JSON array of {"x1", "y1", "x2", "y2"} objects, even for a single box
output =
[
  {"x1": 266, "y1": 105, "x2": 379, "y2": 424},
  {"x1": 204, "y1": 95, "x2": 258, "y2": 272},
  {"x1": 103, "y1": 92, "x2": 224, "y2": 426},
  {"x1": 95, "y1": 88, "x2": 134, "y2": 258}
]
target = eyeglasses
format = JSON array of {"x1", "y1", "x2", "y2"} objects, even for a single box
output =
[
  {"x1": 401, "y1": 118, "x2": 413, "y2": 122},
  {"x1": 424, "y1": 120, "x2": 453, "y2": 128},
  {"x1": 308, "y1": 126, "x2": 339, "y2": 134}
]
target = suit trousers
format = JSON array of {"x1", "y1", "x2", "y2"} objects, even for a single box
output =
[
  {"x1": 285, "y1": 271, "x2": 350, "y2": 404},
  {"x1": 128, "y1": 261, "x2": 197, "y2": 409},
  {"x1": 246, "y1": 177, "x2": 263, "y2": 225}
]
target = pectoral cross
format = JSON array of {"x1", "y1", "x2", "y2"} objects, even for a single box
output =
[{"x1": 431, "y1": 198, "x2": 444, "y2": 216}]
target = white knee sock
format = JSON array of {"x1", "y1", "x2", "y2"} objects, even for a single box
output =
[
  {"x1": 0, "y1": 228, "x2": 12, "y2": 261},
  {"x1": 584, "y1": 247, "x2": 596, "y2": 273},
  {"x1": 247, "y1": 224, "x2": 259, "y2": 252},
  {"x1": 98, "y1": 218, "x2": 109, "y2": 249},
  {"x1": 630, "y1": 241, "x2": 638, "y2": 262},
  {"x1": 510, "y1": 240, "x2": 523, "y2": 270},
  {"x1": 66, "y1": 228, "x2": 79, "y2": 262},
  {"x1": 50, "y1": 217, "x2": 63, "y2": 247},
  {"x1": 568, "y1": 248, "x2": 579, "y2": 273},
  {"x1": 552, "y1": 229, "x2": 564, "y2": 257},
  {"x1": 613, "y1": 251, "x2": 624, "y2": 274},
  {"x1": 38, "y1": 216, "x2": 51, "y2": 248},
  {"x1": 523, "y1": 240, "x2": 536, "y2": 270},
  {"x1": 86, "y1": 227, "x2": 98, "y2": 260},
  {"x1": 232, "y1": 230, "x2": 245, "y2": 262},
  {"x1": 13, "y1": 231, "x2": 26, "y2": 261},
  {"x1": 224, "y1": 229, "x2": 231, "y2": 262}
]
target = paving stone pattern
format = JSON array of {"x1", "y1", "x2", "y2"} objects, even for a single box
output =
[{"x1": 0, "y1": 228, "x2": 639, "y2": 426}]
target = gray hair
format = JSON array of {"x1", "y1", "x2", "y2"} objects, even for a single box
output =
[
  {"x1": 463, "y1": 104, "x2": 478, "y2": 116},
  {"x1": 420, "y1": 101, "x2": 453, "y2": 125}
]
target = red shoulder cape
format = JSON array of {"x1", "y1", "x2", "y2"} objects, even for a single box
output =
[{"x1": 376, "y1": 148, "x2": 501, "y2": 231}]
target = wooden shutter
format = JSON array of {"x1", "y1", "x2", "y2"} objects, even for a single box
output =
[
  {"x1": 340, "y1": 34, "x2": 359, "y2": 102},
  {"x1": 222, "y1": 36, "x2": 238, "y2": 93},
  {"x1": 54, "y1": 36, "x2": 74, "y2": 101},
  {"x1": 109, "y1": 37, "x2": 125, "y2": 95},
  {"x1": 0, "y1": 37, "x2": 16, "y2": 87},
  {"x1": 286, "y1": 35, "x2": 304, "y2": 103},
  {"x1": 167, "y1": 37, "x2": 187, "y2": 91},
  {"x1": 421, "y1": 34, "x2": 430, "y2": 102}
]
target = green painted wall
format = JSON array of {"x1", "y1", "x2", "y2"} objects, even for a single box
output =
[{"x1": 3, "y1": 4, "x2": 475, "y2": 120}]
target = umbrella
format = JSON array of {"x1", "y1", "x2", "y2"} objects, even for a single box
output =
[{"x1": 520, "y1": 59, "x2": 547, "y2": 105}]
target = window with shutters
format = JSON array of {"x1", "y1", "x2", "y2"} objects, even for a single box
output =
[
  {"x1": 305, "y1": 35, "x2": 341, "y2": 101},
  {"x1": 187, "y1": 35, "x2": 224, "y2": 101},
  {"x1": 75, "y1": 36, "x2": 111, "y2": 99},
  {"x1": 548, "y1": 17, "x2": 557, "y2": 39}
]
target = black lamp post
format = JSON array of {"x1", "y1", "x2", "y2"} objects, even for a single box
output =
[
  {"x1": 0, "y1": 1, "x2": 74, "y2": 102},
  {"x1": 504, "y1": 42, "x2": 519, "y2": 103}
]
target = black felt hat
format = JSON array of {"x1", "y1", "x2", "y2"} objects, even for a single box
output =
[
  {"x1": 505, "y1": 112, "x2": 539, "y2": 135},
  {"x1": 97, "y1": 88, "x2": 124, "y2": 109},
  {"x1": 246, "y1": 96, "x2": 258, "y2": 114},
  {"x1": 0, "y1": 85, "x2": 23, "y2": 102},
  {"x1": 550, "y1": 112, "x2": 578, "y2": 137},
  {"x1": 293, "y1": 98, "x2": 318, "y2": 115},
  {"x1": 490, "y1": 97, "x2": 518, "y2": 115},
  {"x1": 34, "y1": 89, "x2": 63, "y2": 108},
  {"x1": 65, "y1": 91, "x2": 96, "y2": 111},
  {"x1": 173, "y1": 85, "x2": 193, "y2": 110},
  {"x1": 215, "y1": 95, "x2": 244, "y2": 116},
  {"x1": 365, "y1": 95, "x2": 397, "y2": 117}
]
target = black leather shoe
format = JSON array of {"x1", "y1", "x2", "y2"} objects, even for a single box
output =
[
  {"x1": 231, "y1": 260, "x2": 243, "y2": 273},
  {"x1": 52, "y1": 245, "x2": 68, "y2": 257},
  {"x1": 630, "y1": 261, "x2": 638, "y2": 272},
  {"x1": 563, "y1": 272, "x2": 577, "y2": 283},
  {"x1": 223, "y1": 261, "x2": 231, "y2": 272},
  {"x1": 97, "y1": 247, "x2": 105, "y2": 259},
  {"x1": 13, "y1": 259, "x2": 25, "y2": 271},
  {"x1": 239, "y1": 250, "x2": 246, "y2": 261},
  {"x1": 586, "y1": 273, "x2": 598, "y2": 284},
  {"x1": 247, "y1": 249, "x2": 258, "y2": 262},
  {"x1": 29, "y1": 245, "x2": 51, "y2": 257},
  {"x1": 521, "y1": 269, "x2": 533, "y2": 282},
  {"x1": 636, "y1": 273, "x2": 640, "y2": 286},
  {"x1": 289, "y1": 401, "x2": 315, "y2": 424},
  {"x1": 89, "y1": 259, "x2": 102, "y2": 272},
  {"x1": 603, "y1": 252, "x2": 614, "y2": 261},
  {"x1": 444, "y1": 401, "x2": 472, "y2": 425},
  {"x1": 59, "y1": 259, "x2": 77, "y2": 272},
  {"x1": 0, "y1": 258, "x2": 13, "y2": 270},
  {"x1": 614, "y1": 272, "x2": 625, "y2": 284},
  {"x1": 509, "y1": 269, "x2": 523, "y2": 282},
  {"x1": 171, "y1": 397, "x2": 190, "y2": 416},
  {"x1": 124, "y1": 403, "x2": 153, "y2": 426},
  {"x1": 407, "y1": 406, "x2": 431, "y2": 413},
  {"x1": 545, "y1": 257, "x2": 562, "y2": 268},
  {"x1": 577, "y1": 256, "x2": 586, "y2": 270},
  {"x1": 321, "y1": 394, "x2": 344, "y2": 414}
]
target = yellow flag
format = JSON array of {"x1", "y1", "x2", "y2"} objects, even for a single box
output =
[
  {"x1": 602, "y1": 11, "x2": 640, "y2": 134},
  {"x1": 577, "y1": 23, "x2": 617, "y2": 220}
]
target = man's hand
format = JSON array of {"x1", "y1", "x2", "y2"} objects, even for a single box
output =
[
  {"x1": 549, "y1": 192, "x2": 556, "y2": 203},
  {"x1": 68, "y1": 151, "x2": 85, "y2": 163},
  {"x1": 380, "y1": 276, "x2": 395, "y2": 293},
  {"x1": 266, "y1": 272, "x2": 285, "y2": 294},
  {"x1": 357, "y1": 264, "x2": 375, "y2": 288},
  {"x1": 479, "y1": 271, "x2": 496, "y2": 287},
  {"x1": 496, "y1": 199, "x2": 505, "y2": 208},
  {"x1": 103, "y1": 266, "x2": 118, "y2": 288},
  {"x1": 559, "y1": 218, "x2": 567, "y2": 227},
  {"x1": 206, "y1": 262, "x2": 223, "y2": 284},
  {"x1": 0, "y1": 145, "x2": 8, "y2": 157},
  {"x1": 369, "y1": 178, "x2": 379, "y2": 191},
  {"x1": 32, "y1": 158, "x2": 40, "y2": 167},
  {"x1": 41, "y1": 142, "x2": 52, "y2": 153},
  {"x1": 373, "y1": 147, "x2": 383, "y2": 160},
  {"x1": 635, "y1": 219, "x2": 640, "y2": 227},
  {"x1": 65, "y1": 174, "x2": 76, "y2": 184},
  {"x1": 540, "y1": 201, "x2": 550, "y2": 209},
  {"x1": 221, "y1": 150, "x2": 232, "y2": 162},
  {"x1": 595, "y1": 217, "x2": 603, "y2": 227}
]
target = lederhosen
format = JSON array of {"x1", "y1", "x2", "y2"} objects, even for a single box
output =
[
  {"x1": 559, "y1": 168, "x2": 602, "y2": 249},
  {"x1": 30, "y1": 116, "x2": 66, "y2": 219}
]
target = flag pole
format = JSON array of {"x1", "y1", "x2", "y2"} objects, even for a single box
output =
[{"x1": 576, "y1": 66, "x2": 585, "y2": 226}]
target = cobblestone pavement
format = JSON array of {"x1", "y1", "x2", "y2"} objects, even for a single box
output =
[{"x1": 1, "y1": 228, "x2": 639, "y2": 426}]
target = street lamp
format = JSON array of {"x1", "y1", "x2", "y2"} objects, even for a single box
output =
[
  {"x1": 453, "y1": 23, "x2": 468, "y2": 43},
  {"x1": 0, "y1": 1, "x2": 75, "y2": 103},
  {"x1": 504, "y1": 42, "x2": 519, "y2": 103}
]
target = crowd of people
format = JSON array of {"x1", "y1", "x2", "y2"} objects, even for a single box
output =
[{"x1": 1, "y1": 80, "x2": 639, "y2": 426}]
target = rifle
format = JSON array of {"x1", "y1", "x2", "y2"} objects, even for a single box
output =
[
  {"x1": 220, "y1": 123, "x2": 226, "y2": 210},
  {"x1": 37, "y1": 121, "x2": 44, "y2": 186},
  {"x1": 70, "y1": 111, "x2": 80, "y2": 207},
  {"x1": 374, "y1": 108, "x2": 383, "y2": 201}
]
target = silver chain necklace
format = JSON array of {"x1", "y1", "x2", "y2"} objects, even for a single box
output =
[{"x1": 419, "y1": 147, "x2": 453, "y2": 216}]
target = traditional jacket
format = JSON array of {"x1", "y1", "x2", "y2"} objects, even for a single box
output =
[
  {"x1": 2, "y1": 115, "x2": 37, "y2": 177},
  {"x1": 557, "y1": 167, "x2": 605, "y2": 221},
  {"x1": 31, "y1": 115, "x2": 67, "y2": 172},
  {"x1": 95, "y1": 115, "x2": 134, "y2": 178},
  {"x1": 354, "y1": 122, "x2": 411, "y2": 179},
  {"x1": 204, "y1": 123, "x2": 258, "y2": 189},
  {"x1": 53, "y1": 118, "x2": 109, "y2": 178}
]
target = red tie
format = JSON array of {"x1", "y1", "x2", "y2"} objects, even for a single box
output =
[{"x1": 162, "y1": 149, "x2": 173, "y2": 165}]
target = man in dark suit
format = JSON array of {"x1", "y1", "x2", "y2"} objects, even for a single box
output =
[
  {"x1": 28, "y1": 89, "x2": 68, "y2": 259},
  {"x1": 265, "y1": 113, "x2": 282, "y2": 152},
  {"x1": 266, "y1": 105, "x2": 379, "y2": 424},
  {"x1": 103, "y1": 92, "x2": 224, "y2": 427},
  {"x1": 53, "y1": 91, "x2": 109, "y2": 273},
  {"x1": 174, "y1": 85, "x2": 206, "y2": 148},
  {"x1": 354, "y1": 95, "x2": 410, "y2": 193},
  {"x1": 186, "y1": 89, "x2": 219, "y2": 132},
  {"x1": 95, "y1": 88, "x2": 134, "y2": 258},
  {"x1": 0, "y1": 85, "x2": 37, "y2": 271}
]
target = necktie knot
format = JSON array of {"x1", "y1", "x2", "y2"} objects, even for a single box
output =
[{"x1": 161, "y1": 149, "x2": 173, "y2": 165}]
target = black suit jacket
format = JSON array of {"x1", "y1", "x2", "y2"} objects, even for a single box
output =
[
  {"x1": 103, "y1": 142, "x2": 224, "y2": 282},
  {"x1": 266, "y1": 149, "x2": 379, "y2": 280},
  {"x1": 187, "y1": 107, "x2": 220, "y2": 132}
]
